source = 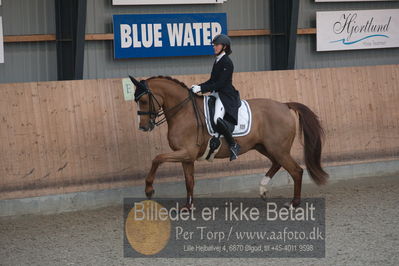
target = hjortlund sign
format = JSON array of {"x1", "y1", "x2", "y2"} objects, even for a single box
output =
[
  {"x1": 112, "y1": 0, "x2": 227, "y2": 5},
  {"x1": 113, "y1": 13, "x2": 227, "y2": 59},
  {"x1": 317, "y1": 9, "x2": 399, "y2": 51}
]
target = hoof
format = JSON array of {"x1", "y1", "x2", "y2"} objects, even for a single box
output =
[
  {"x1": 145, "y1": 189, "x2": 155, "y2": 199},
  {"x1": 260, "y1": 192, "x2": 267, "y2": 201},
  {"x1": 171, "y1": 204, "x2": 192, "y2": 216},
  {"x1": 283, "y1": 202, "x2": 295, "y2": 210},
  {"x1": 181, "y1": 204, "x2": 192, "y2": 211},
  {"x1": 179, "y1": 204, "x2": 193, "y2": 213},
  {"x1": 284, "y1": 199, "x2": 300, "y2": 209},
  {"x1": 259, "y1": 177, "x2": 271, "y2": 201},
  {"x1": 259, "y1": 185, "x2": 270, "y2": 201}
]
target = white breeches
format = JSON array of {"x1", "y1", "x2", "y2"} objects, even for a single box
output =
[{"x1": 212, "y1": 92, "x2": 225, "y2": 125}]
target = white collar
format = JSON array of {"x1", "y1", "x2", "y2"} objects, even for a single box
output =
[{"x1": 216, "y1": 51, "x2": 226, "y2": 63}]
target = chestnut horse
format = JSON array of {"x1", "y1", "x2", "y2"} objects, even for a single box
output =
[{"x1": 129, "y1": 75, "x2": 328, "y2": 208}]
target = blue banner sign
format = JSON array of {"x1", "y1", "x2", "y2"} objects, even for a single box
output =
[{"x1": 113, "y1": 13, "x2": 228, "y2": 59}]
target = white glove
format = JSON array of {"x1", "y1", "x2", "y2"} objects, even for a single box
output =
[{"x1": 191, "y1": 85, "x2": 201, "y2": 94}]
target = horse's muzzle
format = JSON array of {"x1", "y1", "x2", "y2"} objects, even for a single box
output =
[
  {"x1": 139, "y1": 123, "x2": 155, "y2": 132},
  {"x1": 139, "y1": 126, "x2": 149, "y2": 132}
]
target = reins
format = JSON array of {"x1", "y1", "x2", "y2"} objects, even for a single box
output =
[{"x1": 189, "y1": 90, "x2": 205, "y2": 146}]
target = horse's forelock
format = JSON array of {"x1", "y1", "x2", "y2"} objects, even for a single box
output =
[{"x1": 134, "y1": 80, "x2": 148, "y2": 101}]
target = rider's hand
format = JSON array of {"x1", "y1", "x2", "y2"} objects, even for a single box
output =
[{"x1": 190, "y1": 85, "x2": 201, "y2": 94}]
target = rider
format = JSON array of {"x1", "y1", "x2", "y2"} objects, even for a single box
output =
[{"x1": 191, "y1": 34, "x2": 241, "y2": 161}]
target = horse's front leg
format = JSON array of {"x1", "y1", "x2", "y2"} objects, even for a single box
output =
[
  {"x1": 145, "y1": 149, "x2": 192, "y2": 198},
  {"x1": 182, "y1": 162, "x2": 195, "y2": 210}
]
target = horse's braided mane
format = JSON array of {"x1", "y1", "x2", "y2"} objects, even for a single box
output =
[
  {"x1": 146, "y1": 75, "x2": 202, "y2": 99},
  {"x1": 147, "y1": 75, "x2": 189, "y2": 89}
]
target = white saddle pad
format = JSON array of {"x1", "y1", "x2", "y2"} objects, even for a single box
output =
[{"x1": 203, "y1": 96, "x2": 252, "y2": 137}]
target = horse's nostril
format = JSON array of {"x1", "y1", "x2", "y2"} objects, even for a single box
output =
[{"x1": 139, "y1": 126, "x2": 148, "y2": 131}]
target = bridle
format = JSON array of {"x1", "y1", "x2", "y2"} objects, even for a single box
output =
[
  {"x1": 135, "y1": 80, "x2": 193, "y2": 128},
  {"x1": 134, "y1": 79, "x2": 205, "y2": 145}
]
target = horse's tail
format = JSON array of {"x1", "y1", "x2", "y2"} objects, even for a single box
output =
[{"x1": 286, "y1": 102, "x2": 329, "y2": 185}]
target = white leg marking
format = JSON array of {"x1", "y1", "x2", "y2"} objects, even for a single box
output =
[{"x1": 259, "y1": 176, "x2": 271, "y2": 198}]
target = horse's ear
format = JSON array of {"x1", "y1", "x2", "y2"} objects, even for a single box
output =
[{"x1": 129, "y1": 75, "x2": 140, "y2": 87}]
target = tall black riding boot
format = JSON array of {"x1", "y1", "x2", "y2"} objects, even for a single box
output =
[{"x1": 216, "y1": 118, "x2": 240, "y2": 161}]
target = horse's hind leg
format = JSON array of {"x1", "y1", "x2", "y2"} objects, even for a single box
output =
[
  {"x1": 255, "y1": 145, "x2": 281, "y2": 199},
  {"x1": 274, "y1": 153, "x2": 303, "y2": 208}
]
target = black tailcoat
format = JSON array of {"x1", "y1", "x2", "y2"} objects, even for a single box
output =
[{"x1": 199, "y1": 54, "x2": 241, "y2": 125}]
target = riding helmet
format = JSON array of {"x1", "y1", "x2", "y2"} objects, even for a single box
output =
[
  {"x1": 212, "y1": 34, "x2": 232, "y2": 55},
  {"x1": 212, "y1": 34, "x2": 232, "y2": 46}
]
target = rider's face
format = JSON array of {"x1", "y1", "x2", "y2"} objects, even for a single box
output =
[{"x1": 213, "y1": 44, "x2": 224, "y2": 55}]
